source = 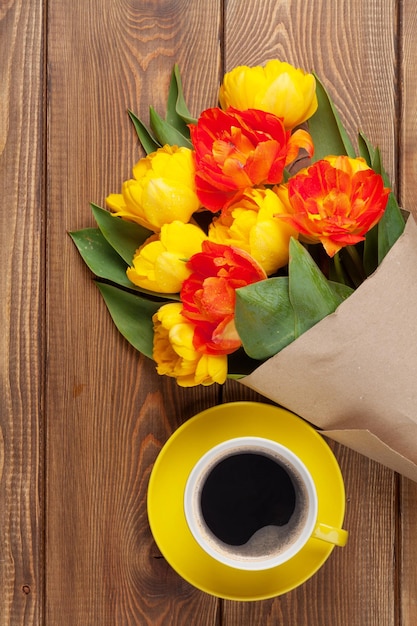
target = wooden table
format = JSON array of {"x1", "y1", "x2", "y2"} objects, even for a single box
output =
[{"x1": 2, "y1": 0, "x2": 417, "y2": 624}]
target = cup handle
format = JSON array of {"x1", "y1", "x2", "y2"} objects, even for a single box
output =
[{"x1": 312, "y1": 522, "x2": 348, "y2": 547}]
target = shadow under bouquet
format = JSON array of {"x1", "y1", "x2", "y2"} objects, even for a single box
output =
[{"x1": 71, "y1": 60, "x2": 417, "y2": 481}]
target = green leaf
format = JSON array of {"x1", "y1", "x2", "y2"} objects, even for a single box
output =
[
  {"x1": 365, "y1": 146, "x2": 406, "y2": 261},
  {"x1": 235, "y1": 267, "x2": 353, "y2": 362},
  {"x1": 308, "y1": 75, "x2": 356, "y2": 161},
  {"x1": 128, "y1": 109, "x2": 161, "y2": 154},
  {"x1": 128, "y1": 65, "x2": 196, "y2": 154},
  {"x1": 363, "y1": 223, "x2": 379, "y2": 276},
  {"x1": 288, "y1": 238, "x2": 348, "y2": 337},
  {"x1": 172, "y1": 64, "x2": 197, "y2": 125},
  {"x1": 149, "y1": 106, "x2": 193, "y2": 149},
  {"x1": 370, "y1": 145, "x2": 394, "y2": 188},
  {"x1": 235, "y1": 243, "x2": 355, "y2": 362},
  {"x1": 91, "y1": 203, "x2": 152, "y2": 265},
  {"x1": 96, "y1": 282, "x2": 164, "y2": 359},
  {"x1": 357, "y1": 131, "x2": 376, "y2": 166},
  {"x1": 328, "y1": 280, "x2": 354, "y2": 301},
  {"x1": 377, "y1": 193, "x2": 406, "y2": 264},
  {"x1": 370, "y1": 146, "x2": 384, "y2": 177},
  {"x1": 355, "y1": 137, "x2": 405, "y2": 269},
  {"x1": 166, "y1": 65, "x2": 194, "y2": 136},
  {"x1": 70, "y1": 227, "x2": 133, "y2": 289},
  {"x1": 235, "y1": 278, "x2": 296, "y2": 360}
]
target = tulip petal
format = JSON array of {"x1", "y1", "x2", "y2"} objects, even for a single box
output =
[
  {"x1": 152, "y1": 303, "x2": 228, "y2": 385},
  {"x1": 282, "y1": 156, "x2": 390, "y2": 257},
  {"x1": 190, "y1": 107, "x2": 313, "y2": 211},
  {"x1": 107, "y1": 145, "x2": 200, "y2": 231},
  {"x1": 181, "y1": 241, "x2": 266, "y2": 355},
  {"x1": 219, "y1": 60, "x2": 318, "y2": 129}
]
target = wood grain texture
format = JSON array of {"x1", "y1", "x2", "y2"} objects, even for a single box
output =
[
  {"x1": 3, "y1": 0, "x2": 417, "y2": 623},
  {"x1": 0, "y1": 0, "x2": 44, "y2": 624},
  {"x1": 399, "y1": 4, "x2": 417, "y2": 623},
  {"x1": 45, "y1": 0, "x2": 222, "y2": 623},
  {"x1": 400, "y1": 479, "x2": 417, "y2": 625},
  {"x1": 400, "y1": 0, "x2": 417, "y2": 217}
]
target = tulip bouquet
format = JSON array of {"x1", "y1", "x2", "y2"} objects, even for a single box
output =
[{"x1": 71, "y1": 61, "x2": 417, "y2": 480}]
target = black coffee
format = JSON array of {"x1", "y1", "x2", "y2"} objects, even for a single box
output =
[{"x1": 200, "y1": 452, "x2": 296, "y2": 546}]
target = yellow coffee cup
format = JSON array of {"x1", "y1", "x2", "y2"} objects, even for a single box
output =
[{"x1": 184, "y1": 436, "x2": 348, "y2": 571}]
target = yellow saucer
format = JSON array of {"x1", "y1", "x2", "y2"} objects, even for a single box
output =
[{"x1": 147, "y1": 402, "x2": 347, "y2": 601}]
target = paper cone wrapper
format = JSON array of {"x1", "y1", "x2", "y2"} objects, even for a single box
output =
[{"x1": 240, "y1": 215, "x2": 417, "y2": 482}]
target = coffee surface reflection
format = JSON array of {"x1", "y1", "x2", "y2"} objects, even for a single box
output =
[{"x1": 200, "y1": 452, "x2": 296, "y2": 546}]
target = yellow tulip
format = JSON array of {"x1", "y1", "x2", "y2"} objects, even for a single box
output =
[
  {"x1": 219, "y1": 60, "x2": 318, "y2": 130},
  {"x1": 208, "y1": 187, "x2": 298, "y2": 274},
  {"x1": 126, "y1": 221, "x2": 207, "y2": 293},
  {"x1": 152, "y1": 303, "x2": 228, "y2": 386},
  {"x1": 106, "y1": 145, "x2": 201, "y2": 232}
]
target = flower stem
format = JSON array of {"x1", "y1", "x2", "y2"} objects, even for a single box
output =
[
  {"x1": 344, "y1": 245, "x2": 366, "y2": 287},
  {"x1": 333, "y1": 252, "x2": 346, "y2": 285}
]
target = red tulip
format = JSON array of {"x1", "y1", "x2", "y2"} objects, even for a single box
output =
[
  {"x1": 189, "y1": 107, "x2": 313, "y2": 211},
  {"x1": 181, "y1": 241, "x2": 266, "y2": 355},
  {"x1": 279, "y1": 156, "x2": 390, "y2": 257}
]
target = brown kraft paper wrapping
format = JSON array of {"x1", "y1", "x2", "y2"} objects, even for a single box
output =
[{"x1": 240, "y1": 215, "x2": 417, "y2": 482}]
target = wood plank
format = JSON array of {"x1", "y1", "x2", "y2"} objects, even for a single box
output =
[
  {"x1": 400, "y1": 0, "x2": 417, "y2": 219},
  {"x1": 400, "y1": 479, "x2": 417, "y2": 625},
  {"x1": 221, "y1": 0, "x2": 399, "y2": 623},
  {"x1": 0, "y1": 1, "x2": 44, "y2": 624},
  {"x1": 45, "y1": 1, "x2": 222, "y2": 623},
  {"x1": 399, "y1": 1, "x2": 417, "y2": 623}
]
